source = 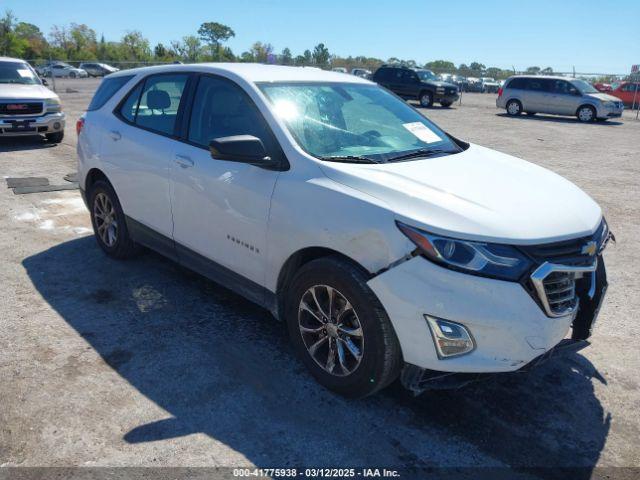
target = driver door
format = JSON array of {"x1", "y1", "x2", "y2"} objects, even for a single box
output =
[{"x1": 170, "y1": 74, "x2": 283, "y2": 299}]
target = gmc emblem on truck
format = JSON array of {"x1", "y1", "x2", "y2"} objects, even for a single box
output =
[{"x1": 6, "y1": 104, "x2": 28, "y2": 111}]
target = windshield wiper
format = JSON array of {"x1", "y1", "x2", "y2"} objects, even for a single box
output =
[
  {"x1": 319, "y1": 155, "x2": 379, "y2": 164},
  {"x1": 385, "y1": 148, "x2": 452, "y2": 162}
]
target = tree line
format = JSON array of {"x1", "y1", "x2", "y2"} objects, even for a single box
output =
[{"x1": 1, "y1": 9, "x2": 555, "y2": 79}]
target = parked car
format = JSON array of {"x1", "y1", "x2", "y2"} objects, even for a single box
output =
[
  {"x1": 497, "y1": 75, "x2": 624, "y2": 122},
  {"x1": 481, "y1": 77, "x2": 500, "y2": 93},
  {"x1": 43, "y1": 64, "x2": 88, "y2": 78},
  {"x1": 77, "y1": 64, "x2": 611, "y2": 397},
  {"x1": 593, "y1": 82, "x2": 613, "y2": 93},
  {"x1": 465, "y1": 77, "x2": 483, "y2": 92},
  {"x1": 331, "y1": 67, "x2": 348, "y2": 73},
  {"x1": 451, "y1": 75, "x2": 469, "y2": 92},
  {"x1": 79, "y1": 62, "x2": 119, "y2": 77},
  {"x1": 608, "y1": 81, "x2": 640, "y2": 107},
  {"x1": 0, "y1": 56, "x2": 65, "y2": 142},
  {"x1": 351, "y1": 68, "x2": 371, "y2": 79},
  {"x1": 372, "y1": 65, "x2": 459, "y2": 107}
]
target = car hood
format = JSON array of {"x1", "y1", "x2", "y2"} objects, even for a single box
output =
[
  {"x1": 0, "y1": 83, "x2": 57, "y2": 100},
  {"x1": 585, "y1": 92, "x2": 620, "y2": 102},
  {"x1": 424, "y1": 80, "x2": 457, "y2": 88},
  {"x1": 318, "y1": 144, "x2": 601, "y2": 245}
]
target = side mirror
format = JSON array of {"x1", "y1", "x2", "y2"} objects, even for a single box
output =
[
  {"x1": 41, "y1": 78, "x2": 48, "y2": 86},
  {"x1": 209, "y1": 135, "x2": 274, "y2": 167}
]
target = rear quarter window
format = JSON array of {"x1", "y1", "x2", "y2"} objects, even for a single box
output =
[
  {"x1": 506, "y1": 78, "x2": 527, "y2": 90},
  {"x1": 87, "y1": 75, "x2": 135, "y2": 111}
]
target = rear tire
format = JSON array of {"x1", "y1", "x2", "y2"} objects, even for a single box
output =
[
  {"x1": 577, "y1": 105, "x2": 596, "y2": 123},
  {"x1": 419, "y1": 91, "x2": 434, "y2": 108},
  {"x1": 89, "y1": 180, "x2": 141, "y2": 259},
  {"x1": 45, "y1": 131, "x2": 64, "y2": 143},
  {"x1": 285, "y1": 256, "x2": 402, "y2": 398},
  {"x1": 506, "y1": 99, "x2": 522, "y2": 116}
]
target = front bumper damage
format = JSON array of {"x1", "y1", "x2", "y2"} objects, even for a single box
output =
[
  {"x1": 367, "y1": 245, "x2": 609, "y2": 395},
  {"x1": 400, "y1": 339, "x2": 590, "y2": 395}
]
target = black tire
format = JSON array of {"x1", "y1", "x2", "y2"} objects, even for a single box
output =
[
  {"x1": 89, "y1": 180, "x2": 141, "y2": 259},
  {"x1": 45, "y1": 131, "x2": 64, "y2": 143},
  {"x1": 285, "y1": 256, "x2": 402, "y2": 398},
  {"x1": 440, "y1": 101, "x2": 453, "y2": 108},
  {"x1": 506, "y1": 99, "x2": 522, "y2": 116},
  {"x1": 576, "y1": 105, "x2": 596, "y2": 123},
  {"x1": 69, "y1": 71, "x2": 77, "y2": 78},
  {"x1": 419, "y1": 91, "x2": 434, "y2": 108}
]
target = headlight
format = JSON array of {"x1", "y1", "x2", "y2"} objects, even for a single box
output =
[
  {"x1": 603, "y1": 101, "x2": 616, "y2": 109},
  {"x1": 46, "y1": 97, "x2": 62, "y2": 113},
  {"x1": 396, "y1": 221, "x2": 532, "y2": 281}
]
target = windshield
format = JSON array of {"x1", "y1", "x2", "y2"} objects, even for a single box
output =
[
  {"x1": 258, "y1": 82, "x2": 460, "y2": 162},
  {"x1": 0, "y1": 62, "x2": 40, "y2": 85},
  {"x1": 571, "y1": 79, "x2": 599, "y2": 94},
  {"x1": 416, "y1": 70, "x2": 437, "y2": 81}
]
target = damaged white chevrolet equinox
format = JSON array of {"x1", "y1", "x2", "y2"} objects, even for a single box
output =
[{"x1": 78, "y1": 64, "x2": 612, "y2": 397}]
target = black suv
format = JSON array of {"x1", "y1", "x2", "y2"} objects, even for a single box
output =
[{"x1": 373, "y1": 65, "x2": 459, "y2": 107}]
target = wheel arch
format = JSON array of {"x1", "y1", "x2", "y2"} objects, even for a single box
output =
[
  {"x1": 84, "y1": 167, "x2": 111, "y2": 192},
  {"x1": 275, "y1": 247, "x2": 371, "y2": 320},
  {"x1": 576, "y1": 103, "x2": 596, "y2": 116}
]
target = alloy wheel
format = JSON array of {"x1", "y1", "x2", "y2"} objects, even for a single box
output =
[
  {"x1": 578, "y1": 106, "x2": 594, "y2": 122},
  {"x1": 93, "y1": 192, "x2": 118, "y2": 247},
  {"x1": 298, "y1": 285, "x2": 364, "y2": 377},
  {"x1": 507, "y1": 101, "x2": 521, "y2": 115}
]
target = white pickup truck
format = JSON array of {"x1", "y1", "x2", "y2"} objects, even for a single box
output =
[{"x1": 0, "y1": 56, "x2": 65, "y2": 143}]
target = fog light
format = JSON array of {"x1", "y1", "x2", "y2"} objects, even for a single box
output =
[
  {"x1": 53, "y1": 122, "x2": 61, "y2": 130},
  {"x1": 425, "y1": 315, "x2": 475, "y2": 358}
]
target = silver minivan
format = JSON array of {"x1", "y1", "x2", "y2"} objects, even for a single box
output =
[{"x1": 496, "y1": 75, "x2": 624, "y2": 122}]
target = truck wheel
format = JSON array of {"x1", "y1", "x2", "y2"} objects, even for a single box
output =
[
  {"x1": 506, "y1": 99, "x2": 522, "y2": 116},
  {"x1": 286, "y1": 256, "x2": 402, "y2": 398},
  {"x1": 577, "y1": 105, "x2": 596, "y2": 123},
  {"x1": 89, "y1": 180, "x2": 141, "y2": 259},
  {"x1": 419, "y1": 91, "x2": 434, "y2": 108}
]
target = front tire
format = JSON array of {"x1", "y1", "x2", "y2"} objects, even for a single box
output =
[
  {"x1": 506, "y1": 99, "x2": 522, "y2": 116},
  {"x1": 89, "y1": 180, "x2": 140, "y2": 259},
  {"x1": 286, "y1": 256, "x2": 402, "y2": 398},
  {"x1": 577, "y1": 105, "x2": 596, "y2": 123},
  {"x1": 69, "y1": 71, "x2": 77, "y2": 78},
  {"x1": 419, "y1": 91, "x2": 434, "y2": 108}
]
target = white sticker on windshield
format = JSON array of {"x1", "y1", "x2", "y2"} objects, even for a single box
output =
[
  {"x1": 17, "y1": 69, "x2": 35, "y2": 78},
  {"x1": 402, "y1": 122, "x2": 442, "y2": 143}
]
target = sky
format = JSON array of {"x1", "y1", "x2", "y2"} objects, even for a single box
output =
[{"x1": 4, "y1": 0, "x2": 637, "y2": 74}]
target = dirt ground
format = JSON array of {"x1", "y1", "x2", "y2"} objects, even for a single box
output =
[{"x1": 1, "y1": 77, "x2": 639, "y2": 477}]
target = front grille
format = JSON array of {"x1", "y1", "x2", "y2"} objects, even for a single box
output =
[
  {"x1": 0, "y1": 102, "x2": 44, "y2": 116},
  {"x1": 526, "y1": 220, "x2": 610, "y2": 317},
  {"x1": 543, "y1": 271, "x2": 578, "y2": 315}
]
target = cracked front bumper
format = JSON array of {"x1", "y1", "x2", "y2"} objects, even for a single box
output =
[{"x1": 367, "y1": 256, "x2": 574, "y2": 373}]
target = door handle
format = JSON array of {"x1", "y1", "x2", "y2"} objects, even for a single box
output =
[
  {"x1": 109, "y1": 130, "x2": 121, "y2": 141},
  {"x1": 174, "y1": 154, "x2": 194, "y2": 168}
]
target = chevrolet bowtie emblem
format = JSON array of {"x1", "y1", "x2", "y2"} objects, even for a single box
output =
[{"x1": 581, "y1": 241, "x2": 597, "y2": 256}]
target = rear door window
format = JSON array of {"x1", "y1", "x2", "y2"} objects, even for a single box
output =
[
  {"x1": 118, "y1": 82, "x2": 143, "y2": 122},
  {"x1": 88, "y1": 75, "x2": 134, "y2": 111},
  {"x1": 134, "y1": 74, "x2": 188, "y2": 136},
  {"x1": 506, "y1": 78, "x2": 526, "y2": 89}
]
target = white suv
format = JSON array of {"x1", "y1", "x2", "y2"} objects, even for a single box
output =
[{"x1": 77, "y1": 64, "x2": 612, "y2": 397}]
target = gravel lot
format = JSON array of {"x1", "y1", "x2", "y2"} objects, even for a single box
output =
[{"x1": 1, "y1": 77, "x2": 639, "y2": 477}]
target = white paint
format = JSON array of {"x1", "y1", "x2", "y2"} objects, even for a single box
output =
[{"x1": 38, "y1": 220, "x2": 55, "y2": 230}]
